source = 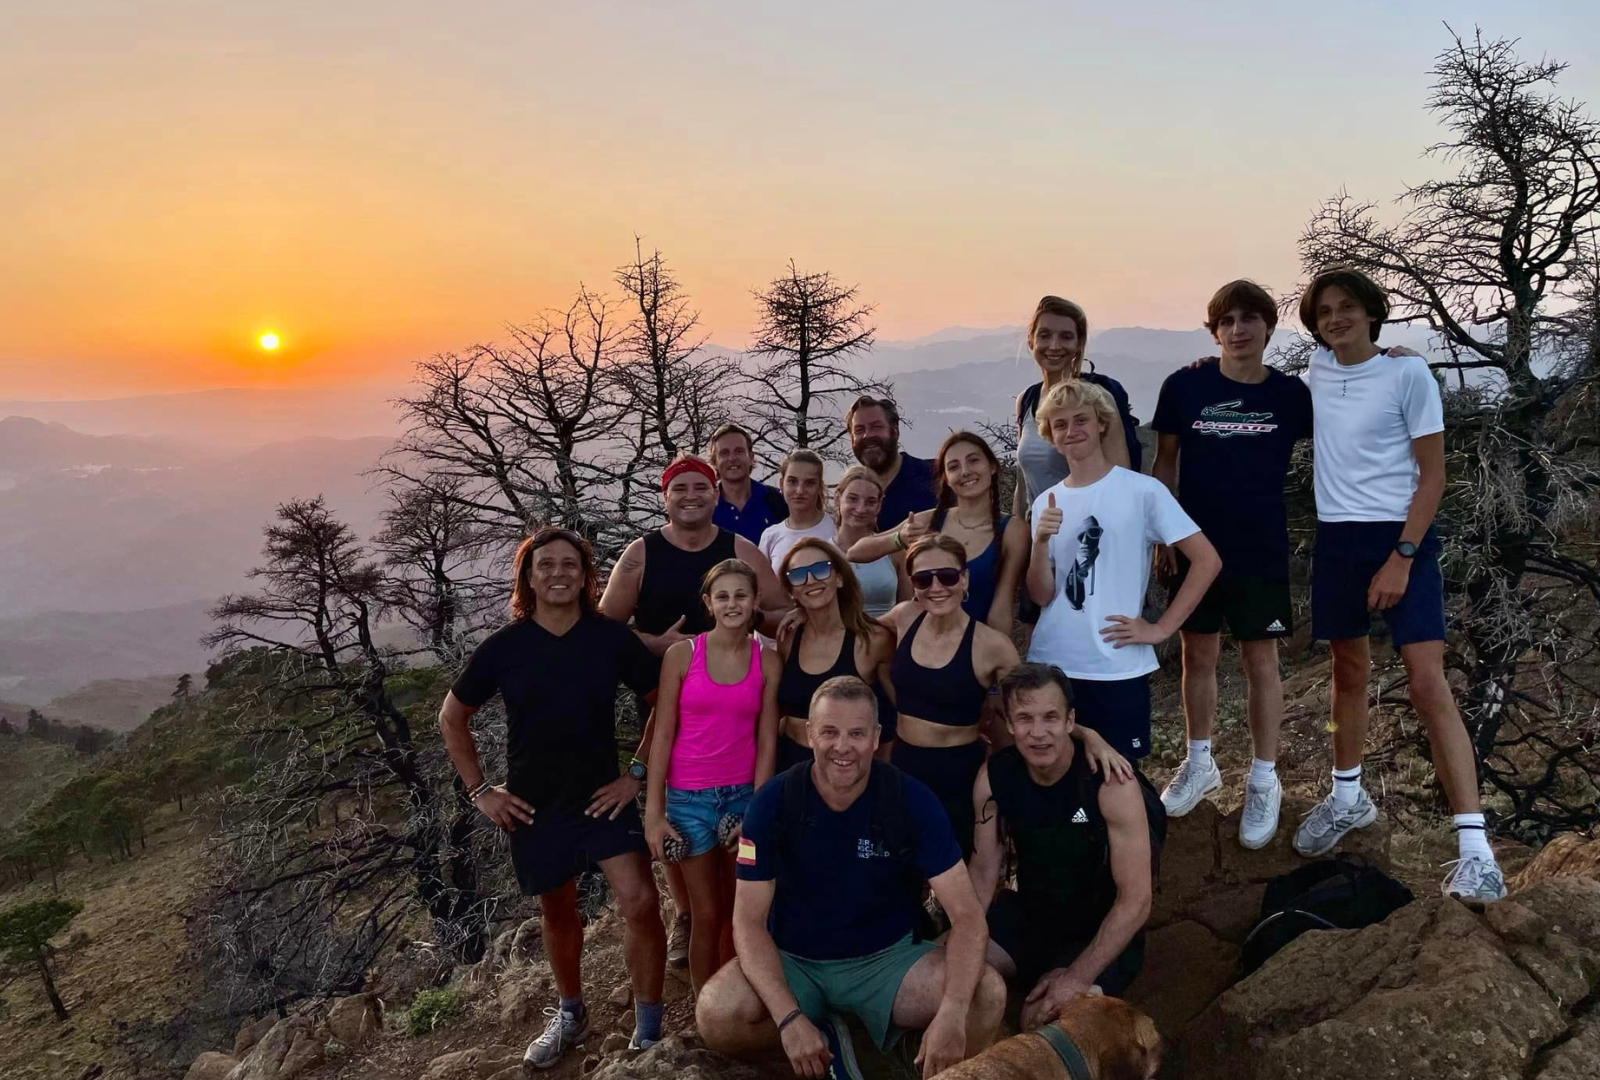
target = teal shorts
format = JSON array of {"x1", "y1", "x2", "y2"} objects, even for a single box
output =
[{"x1": 779, "y1": 935, "x2": 937, "y2": 1049}]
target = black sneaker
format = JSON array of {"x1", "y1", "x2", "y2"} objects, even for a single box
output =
[{"x1": 819, "y1": 1014, "x2": 864, "y2": 1080}]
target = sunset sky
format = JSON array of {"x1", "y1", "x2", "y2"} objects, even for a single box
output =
[{"x1": 3, "y1": 1, "x2": 1598, "y2": 399}]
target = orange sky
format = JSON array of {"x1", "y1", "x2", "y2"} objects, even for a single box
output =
[{"x1": 3, "y1": 3, "x2": 1597, "y2": 400}]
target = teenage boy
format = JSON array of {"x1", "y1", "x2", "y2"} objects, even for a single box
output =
[
  {"x1": 708, "y1": 423, "x2": 788, "y2": 544},
  {"x1": 1026, "y1": 380, "x2": 1222, "y2": 762},
  {"x1": 1297, "y1": 267, "x2": 1503, "y2": 901},
  {"x1": 1150, "y1": 280, "x2": 1313, "y2": 849}
]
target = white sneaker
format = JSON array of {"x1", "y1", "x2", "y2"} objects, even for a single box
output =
[
  {"x1": 524, "y1": 1006, "x2": 590, "y2": 1070},
  {"x1": 1441, "y1": 856, "x2": 1507, "y2": 902},
  {"x1": 1292, "y1": 789, "x2": 1378, "y2": 857},
  {"x1": 1238, "y1": 777, "x2": 1282, "y2": 850},
  {"x1": 1160, "y1": 756, "x2": 1222, "y2": 817}
]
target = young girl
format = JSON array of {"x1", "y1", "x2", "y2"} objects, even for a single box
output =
[
  {"x1": 645, "y1": 560, "x2": 780, "y2": 994},
  {"x1": 757, "y1": 448, "x2": 836, "y2": 573},
  {"x1": 832, "y1": 465, "x2": 910, "y2": 618}
]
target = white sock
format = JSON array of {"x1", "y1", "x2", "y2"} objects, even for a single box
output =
[
  {"x1": 1249, "y1": 758, "x2": 1277, "y2": 786},
  {"x1": 1454, "y1": 814, "x2": 1493, "y2": 862},
  {"x1": 1332, "y1": 766, "x2": 1363, "y2": 807},
  {"x1": 1187, "y1": 739, "x2": 1212, "y2": 765}
]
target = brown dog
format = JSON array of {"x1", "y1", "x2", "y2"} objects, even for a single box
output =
[{"x1": 935, "y1": 995, "x2": 1162, "y2": 1080}]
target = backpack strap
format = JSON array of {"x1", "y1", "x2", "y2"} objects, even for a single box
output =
[
  {"x1": 777, "y1": 762, "x2": 815, "y2": 875},
  {"x1": 1017, "y1": 382, "x2": 1043, "y2": 429}
]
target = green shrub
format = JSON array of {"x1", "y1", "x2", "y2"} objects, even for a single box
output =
[{"x1": 403, "y1": 988, "x2": 464, "y2": 1037}]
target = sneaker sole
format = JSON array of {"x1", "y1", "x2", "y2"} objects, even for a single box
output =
[
  {"x1": 523, "y1": 1019, "x2": 591, "y2": 1073},
  {"x1": 824, "y1": 1014, "x2": 864, "y2": 1080},
  {"x1": 1161, "y1": 769, "x2": 1222, "y2": 818},
  {"x1": 1292, "y1": 801, "x2": 1378, "y2": 857},
  {"x1": 1238, "y1": 814, "x2": 1280, "y2": 850}
]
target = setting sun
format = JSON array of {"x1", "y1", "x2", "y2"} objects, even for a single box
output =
[{"x1": 257, "y1": 332, "x2": 281, "y2": 351}]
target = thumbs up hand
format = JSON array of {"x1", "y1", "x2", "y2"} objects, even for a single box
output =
[{"x1": 1034, "y1": 492, "x2": 1063, "y2": 544}]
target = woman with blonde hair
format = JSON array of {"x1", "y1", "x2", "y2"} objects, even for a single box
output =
[
  {"x1": 756, "y1": 448, "x2": 835, "y2": 573},
  {"x1": 773, "y1": 537, "x2": 895, "y2": 771},
  {"x1": 832, "y1": 464, "x2": 910, "y2": 618}
]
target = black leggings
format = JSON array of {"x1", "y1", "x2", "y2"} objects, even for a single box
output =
[{"x1": 890, "y1": 740, "x2": 986, "y2": 860}]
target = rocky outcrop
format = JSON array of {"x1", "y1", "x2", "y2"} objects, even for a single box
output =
[
  {"x1": 1178, "y1": 875, "x2": 1600, "y2": 1080},
  {"x1": 586, "y1": 1037, "x2": 767, "y2": 1080},
  {"x1": 232, "y1": 1015, "x2": 277, "y2": 1057},
  {"x1": 225, "y1": 1016, "x2": 326, "y2": 1080},
  {"x1": 420, "y1": 1044, "x2": 523, "y2": 1080},
  {"x1": 1124, "y1": 796, "x2": 1393, "y2": 1037},
  {"x1": 324, "y1": 993, "x2": 384, "y2": 1048},
  {"x1": 182, "y1": 1052, "x2": 239, "y2": 1080},
  {"x1": 1512, "y1": 832, "x2": 1600, "y2": 891}
]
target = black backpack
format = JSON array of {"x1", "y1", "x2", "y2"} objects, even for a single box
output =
[
  {"x1": 1238, "y1": 855, "x2": 1414, "y2": 977},
  {"x1": 776, "y1": 761, "x2": 926, "y2": 918}
]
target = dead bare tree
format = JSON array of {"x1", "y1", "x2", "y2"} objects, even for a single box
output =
[
  {"x1": 739, "y1": 261, "x2": 885, "y2": 467},
  {"x1": 1299, "y1": 27, "x2": 1600, "y2": 837},
  {"x1": 201, "y1": 498, "x2": 490, "y2": 1011},
  {"x1": 374, "y1": 476, "x2": 497, "y2": 659}
]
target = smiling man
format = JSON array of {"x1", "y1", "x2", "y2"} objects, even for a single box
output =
[
  {"x1": 697, "y1": 676, "x2": 1005, "y2": 1080},
  {"x1": 1149, "y1": 280, "x2": 1313, "y2": 849},
  {"x1": 969, "y1": 663, "x2": 1156, "y2": 1029},
  {"x1": 709, "y1": 423, "x2": 789, "y2": 544},
  {"x1": 847, "y1": 396, "x2": 937, "y2": 532},
  {"x1": 1296, "y1": 267, "x2": 1504, "y2": 901}
]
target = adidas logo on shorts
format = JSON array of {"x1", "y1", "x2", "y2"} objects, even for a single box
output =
[
  {"x1": 1071, "y1": 808, "x2": 1090, "y2": 824},
  {"x1": 1266, "y1": 619, "x2": 1286, "y2": 633}
]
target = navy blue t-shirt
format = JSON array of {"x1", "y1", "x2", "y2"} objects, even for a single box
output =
[
  {"x1": 1151, "y1": 364, "x2": 1313, "y2": 580},
  {"x1": 713, "y1": 479, "x2": 787, "y2": 544},
  {"x1": 736, "y1": 768, "x2": 961, "y2": 960},
  {"x1": 876, "y1": 453, "x2": 937, "y2": 532}
]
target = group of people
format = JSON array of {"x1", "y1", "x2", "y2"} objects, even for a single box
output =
[{"x1": 437, "y1": 268, "x2": 1504, "y2": 1080}]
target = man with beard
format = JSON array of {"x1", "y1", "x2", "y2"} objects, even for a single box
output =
[
  {"x1": 602, "y1": 454, "x2": 792, "y2": 967},
  {"x1": 847, "y1": 396, "x2": 937, "y2": 533},
  {"x1": 697, "y1": 676, "x2": 1005, "y2": 1080},
  {"x1": 709, "y1": 422, "x2": 789, "y2": 544},
  {"x1": 969, "y1": 664, "x2": 1156, "y2": 1028}
]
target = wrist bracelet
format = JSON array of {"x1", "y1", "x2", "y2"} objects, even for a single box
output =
[
  {"x1": 776, "y1": 1008, "x2": 804, "y2": 1032},
  {"x1": 895, "y1": 528, "x2": 906, "y2": 551},
  {"x1": 468, "y1": 780, "x2": 494, "y2": 800}
]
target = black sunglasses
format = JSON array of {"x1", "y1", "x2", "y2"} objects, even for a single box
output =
[
  {"x1": 911, "y1": 567, "x2": 964, "y2": 589},
  {"x1": 785, "y1": 560, "x2": 835, "y2": 586}
]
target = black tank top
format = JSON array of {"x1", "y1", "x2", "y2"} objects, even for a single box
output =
[
  {"x1": 986, "y1": 747, "x2": 1112, "y2": 925},
  {"x1": 778, "y1": 625, "x2": 858, "y2": 719},
  {"x1": 635, "y1": 528, "x2": 739, "y2": 635},
  {"x1": 891, "y1": 612, "x2": 985, "y2": 727}
]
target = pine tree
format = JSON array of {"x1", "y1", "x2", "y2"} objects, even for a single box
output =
[{"x1": 0, "y1": 898, "x2": 83, "y2": 1021}]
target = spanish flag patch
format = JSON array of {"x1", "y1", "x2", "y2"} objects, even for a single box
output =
[{"x1": 736, "y1": 837, "x2": 757, "y2": 866}]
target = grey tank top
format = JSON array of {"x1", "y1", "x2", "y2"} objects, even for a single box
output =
[
  {"x1": 1018, "y1": 413, "x2": 1069, "y2": 513},
  {"x1": 854, "y1": 554, "x2": 900, "y2": 618}
]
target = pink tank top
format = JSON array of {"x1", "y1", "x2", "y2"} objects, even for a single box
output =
[{"x1": 668, "y1": 634, "x2": 764, "y2": 789}]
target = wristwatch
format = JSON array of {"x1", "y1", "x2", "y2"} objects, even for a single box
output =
[
  {"x1": 1395, "y1": 541, "x2": 1418, "y2": 559},
  {"x1": 628, "y1": 758, "x2": 648, "y2": 781}
]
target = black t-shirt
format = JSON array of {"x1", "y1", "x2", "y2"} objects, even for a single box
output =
[
  {"x1": 451, "y1": 614, "x2": 660, "y2": 812},
  {"x1": 1151, "y1": 364, "x2": 1312, "y2": 580},
  {"x1": 876, "y1": 453, "x2": 937, "y2": 531}
]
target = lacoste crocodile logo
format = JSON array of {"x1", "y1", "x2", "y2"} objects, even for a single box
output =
[{"x1": 1191, "y1": 400, "x2": 1278, "y2": 438}]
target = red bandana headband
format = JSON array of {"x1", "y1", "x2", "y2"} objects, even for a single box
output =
[{"x1": 661, "y1": 457, "x2": 716, "y2": 491}]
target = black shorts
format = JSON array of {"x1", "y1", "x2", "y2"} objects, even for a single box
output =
[
  {"x1": 1066, "y1": 675, "x2": 1152, "y2": 760},
  {"x1": 1178, "y1": 571, "x2": 1293, "y2": 641},
  {"x1": 509, "y1": 803, "x2": 647, "y2": 897},
  {"x1": 890, "y1": 740, "x2": 986, "y2": 860},
  {"x1": 986, "y1": 888, "x2": 1144, "y2": 994},
  {"x1": 1311, "y1": 521, "x2": 1447, "y2": 647}
]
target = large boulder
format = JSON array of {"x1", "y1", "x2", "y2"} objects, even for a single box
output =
[
  {"x1": 232, "y1": 1015, "x2": 277, "y2": 1057},
  {"x1": 1513, "y1": 832, "x2": 1600, "y2": 891},
  {"x1": 420, "y1": 1045, "x2": 523, "y2": 1080},
  {"x1": 324, "y1": 993, "x2": 384, "y2": 1048},
  {"x1": 225, "y1": 1016, "x2": 326, "y2": 1080},
  {"x1": 1178, "y1": 875, "x2": 1600, "y2": 1080},
  {"x1": 183, "y1": 1053, "x2": 239, "y2": 1080}
]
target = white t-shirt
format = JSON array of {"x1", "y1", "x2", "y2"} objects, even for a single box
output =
[
  {"x1": 1027, "y1": 468, "x2": 1199, "y2": 681},
  {"x1": 758, "y1": 515, "x2": 837, "y2": 575},
  {"x1": 1306, "y1": 347, "x2": 1444, "y2": 522}
]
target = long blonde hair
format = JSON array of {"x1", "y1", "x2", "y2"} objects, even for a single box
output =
[
  {"x1": 778, "y1": 448, "x2": 828, "y2": 516},
  {"x1": 781, "y1": 538, "x2": 878, "y2": 645},
  {"x1": 832, "y1": 465, "x2": 884, "y2": 528}
]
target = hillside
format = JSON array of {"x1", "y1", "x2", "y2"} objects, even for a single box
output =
[
  {"x1": 0, "y1": 737, "x2": 83, "y2": 827},
  {"x1": 0, "y1": 602, "x2": 213, "y2": 706},
  {"x1": 42, "y1": 676, "x2": 185, "y2": 732}
]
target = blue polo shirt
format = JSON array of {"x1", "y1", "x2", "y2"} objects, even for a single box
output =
[{"x1": 713, "y1": 479, "x2": 787, "y2": 544}]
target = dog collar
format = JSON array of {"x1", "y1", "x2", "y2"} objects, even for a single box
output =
[{"x1": 1036, "y1": 1024, "x2": 1093, "y2": 1080}]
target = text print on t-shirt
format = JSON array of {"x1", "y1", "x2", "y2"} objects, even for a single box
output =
[
  {"x1": 1191, "y1": 400, "x2": 1279, "y2": 438},
  {"x1": 857, "y1": 838, "x2": 891, "y2": 859},
  {"x1": 1065, "y1": 515, "x2": 1103, "y2": 610}
]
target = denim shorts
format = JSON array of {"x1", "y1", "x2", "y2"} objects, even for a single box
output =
[{"x1": 666, "y1": 783, "x2": 754, "y2": 859}]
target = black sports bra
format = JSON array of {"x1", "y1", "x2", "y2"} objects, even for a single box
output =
[
  {"x1": 891, "y1": 612, "x2": 986, "y2": 727},
  {"x1": 778, "y1": 625, "x2": 858, "y2": 719}
]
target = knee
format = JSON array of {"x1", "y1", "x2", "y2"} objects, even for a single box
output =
[
  {"x1": 1181, "y1": 635, "x2": 1220, "y2": 671},
  {"x1": 615, "y1": 877, "x2": 662, "y2": 926},
  {"x1": 1242, "y1": 645, "x2": 1281, "y2": 683},
  {"x1": 1407, "y1": 671, "x2": 1456, "y2": 722},
  {"x1": 541, "y1": 895, "x2": 582, "y2": 934},
  {"x1": 976, "y1": 964, "x2": 1006, "y2": 1013},
  {"x1": 696, "y1": 966, "x2": 764, "y2": 1048},
  {"x1": 1331, "y1": 651, "x2": 1368, "y2": 691}
]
